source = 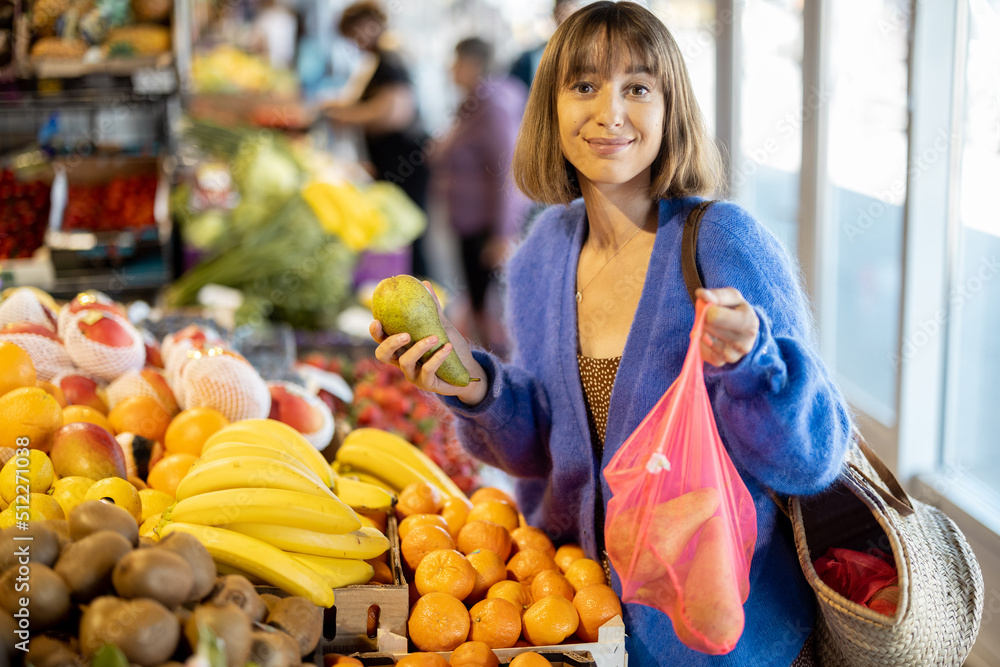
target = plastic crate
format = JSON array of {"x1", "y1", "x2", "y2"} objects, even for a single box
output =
[{"x1": 349, "y1": 650, "x2": 599, "y2": 666}]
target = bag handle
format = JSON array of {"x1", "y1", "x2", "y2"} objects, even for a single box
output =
[
  {"x1": 681, "y1": 200, "x2": 715, "y2": 304},
  {"x1": 680, "y1": 200, "x2": 916, "y2": 519}
]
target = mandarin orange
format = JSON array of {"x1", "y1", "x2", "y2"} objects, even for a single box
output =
[
  {"x1": 449, "y1": 640, "x2": 499, "y2": 667},
  {"x1": 506, "y1": 549, "x2": 559, "y2": 587},
  {"x1": 468, "y1": 598, "x2": 521, "y2": 649},
  {"x1": 521, "y1": 595, "x2": 579, "y2": 646},
  {"x1": 573, "y1": 584, "x2": 624, "y2": 643},
  {"x1": 510, "y1": 526, "x2": 556, "y2": 558},
  {"x1": 407, "y1": 592, "x2": 470, "y2": 652},
  {"x1": 415, "y1": 549, "x2": 476, "y2": 600},
  {"x1": 465, "y1": 500, "x2": 519, "y2": 532},
  {"x1": 401, "y1": 524, "x2": 456, "y2": 571},
  {"x1": 457, "y1": 520, "x2": 512, "y2": 561}
]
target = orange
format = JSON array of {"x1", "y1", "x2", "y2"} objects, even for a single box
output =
[
  {"x1": 510, "y1": 526, "x2": 556, "y2": 558},
  {"x1": 468, "y1": 598, "x2": 521, "y2": 649},
  {"x1": 573, "y1": 584, "x2": 623, "y2": 643},
  {"x1": 508, "y1": 653, "x2": 552, "y2": 667},
  {"x1": 521, "y1": 595, "x2": 579, "y2": 646},
  {"x1": 0, "y1": 386, "x2": 64, "y2": 451},
  {"x1": 415, "y1": 549, "x2": 476, "y2": 600},
  {"x1": 487, "y1": 580, "x2": 532, "y2": 617},
  {"x1": 466, "y1": 549, "x2": 508, "y2": 603},
  {"x1": 401, "y1": 524, "x2": 456, "y2": 572},
  {"x1": 466, "y1": 500, "x2": 520, "y2": 532},
  {"x1": 506, "y1": 549, "x2": 559, "y2": 586},
  {"x1": 407, "y1": 592, "x2": 470, "y2": 652},
  {"x1": 108, "y1": 395, "x2": 171, "y2": 443},
  {"x1": 469, "y1": 486, "x2": 517, "y2": 509},
  {"x1": 396, "y1": 653, "x2": 449, "y2": 667},
  {"x1": 369, "y1": 560, "x2": 393, "y2": 584},
  {"x1": 323, "y1": 655, "x2": 364, "y2": 666},
  {"x1": 530, "y1": 569, "x2": 576, "y2": 603},
  {"x1": 0, "y1": 341, "x2": 36, "y2": 397},
  {"x1": 163, "y1": 407, "x2": 229, "y2": 455},
  {"x1": 564, "y1": 558, "x2": 606, "y2": 591},
  {"x1": 357, "y1": 509, "x2": 388, "y2": 534},
  {"x1": 146, "y1": 452, "x2": 198, "y2": 497},
  {"x1": 441, "y1": 495, "x2": 472, "y2": 539},
  {"x1": 449, "y1": 640, "x2": 499, "y2": 667},
  {"x1": 36, "y1": 381, "x2": 67, "y2": 407},
  {"x1": 396, "y1": 481, "x2": 444, "y2": 517},
  {"x1": 457, "y1": 521, "x2": 512, "y2": 561},
  {"x1": 399, "y1": 513, "x2": 450, "y2": 541},
  {"x1": 62, "y1": 404, "x2": 114, "y2": 434},
  {"x1": 554, "y1": 544, "x2": 586, "y2": 573}
]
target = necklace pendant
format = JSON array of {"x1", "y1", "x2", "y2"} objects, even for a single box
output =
[{"x1": 576, "y1": 291, "x2": 582, "y2": 303}]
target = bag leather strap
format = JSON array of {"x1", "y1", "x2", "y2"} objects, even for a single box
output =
[{"x1": 679, "y1": 200, "x2": 916, "y2": 519}]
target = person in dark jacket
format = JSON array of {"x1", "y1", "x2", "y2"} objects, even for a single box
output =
[{"x1": 325, "y1": 1, "x2": 431, "y2": 276}]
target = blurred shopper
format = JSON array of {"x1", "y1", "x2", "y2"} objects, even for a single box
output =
[
  {"x1": 325, "y1": 1, "x2": 431, "y2": 277},
  {"x1": 510, "y1": 0, "x2": 586, "y2": 91},
  {"x1": 431, "y1": 38, "x2": 529, "y2": 349},
  {"x1": 250, "y1": 0, "x2": 298, "y2": 70}
]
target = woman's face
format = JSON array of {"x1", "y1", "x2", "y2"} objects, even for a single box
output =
[{"x1": 557, "y1": 65, "x2": 665, "y2": 193}]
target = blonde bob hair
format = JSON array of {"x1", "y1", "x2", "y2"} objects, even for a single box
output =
[{"x1": 512, "y1": 1, "x2": 722, "y2": 204}]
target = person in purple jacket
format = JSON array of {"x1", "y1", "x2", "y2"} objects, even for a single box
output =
[
  {"x1": 430, "y1": 37, "x2": 529, "y2": 348},
  {"x1": 371, "y1": 2, "x2": 851, "y2": 665}
]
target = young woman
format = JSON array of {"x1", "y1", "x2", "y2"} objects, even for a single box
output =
[{"x1": 372, "y1": 3, "x2": 851, "y2": 664}]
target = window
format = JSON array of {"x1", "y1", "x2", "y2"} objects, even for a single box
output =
[
  {"x1": 651, "y1": 0, "x2": 717, "y2": 135},
  {"x1": 735, "y1": 0, "x2": 803, "y2": 254},
  {"x1": 944, "y1": 0, "x2": 1000, "y2": 513},
  {"x1": 826, "y1": 0, "x2": 910, "y2": 425}
]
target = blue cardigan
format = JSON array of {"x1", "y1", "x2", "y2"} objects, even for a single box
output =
[{"x1": 443, "y1": 197, "x2": 852, "y2": 666}]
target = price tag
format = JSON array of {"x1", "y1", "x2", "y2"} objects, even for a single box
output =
[{"x1": 132, "y1": 68, "x2": 177, "y2": 95}]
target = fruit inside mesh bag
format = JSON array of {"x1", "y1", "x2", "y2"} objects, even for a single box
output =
[
  {"x1": 57, "y1": 290, "x2": 127, "y2": 335},
  {"x1": 0, "y1": 324, "x2": 73, "y2": 381},
  {"x1": 0, "y1": 287, "x2": 58, "y2": 331},
  {"x1": 64, "y1": 310, "x2": 146, "y2": 383},
  {"x1": 106, "y1": 368, "x2": 179, "y2": 414},
  {"x1": 180, "y1": 352, "x2": 270, "y2": 422}
]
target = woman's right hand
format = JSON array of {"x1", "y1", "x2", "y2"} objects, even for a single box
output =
[{"x1": 369, "y1": 283, "x2": 488, "y2": 406}]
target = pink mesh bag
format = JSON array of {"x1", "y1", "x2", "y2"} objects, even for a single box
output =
[{"x1": 603, "y1": 299, "x2": 757, "y2": 655}]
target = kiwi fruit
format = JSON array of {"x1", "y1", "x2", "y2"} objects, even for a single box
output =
[
  {"x1": 156, "y1": 531, "x2": 215, "y2": 603},
  {"x1": 266, "y1": 597, "x2": 322, "y2": 657},
  {"x1": 55, "y1": 530, "x2": 133, "y2": 602},
  {"x1": 249, "y1": 628, "x2": 300, "y2": 667},
  {"x1": 0, "y1": 523, "x2": 61, "y2": 570},
  {"x1": 112, "y1": 549, "x2": 193, "y2": 609},
  {"x1": 40, "y1": 519, "x2": 71, "y2": 545},
  {"x1": 259, "y1": 593, "x2": 282, "y2": 614},
  {"x1": 211, "y1": 575, "x2": 268, "y2": 622},
  {"x1": 0, "y1": 608, "x2": 16, "y2": 657},
  {"x1": 185, "y1": 603, "x2": 251, "y2": 667},
  {"x1": 0, "y1": 563, "x2": 70, "y2": 629},
  {"x1": 69, "y1": 500, "x2": 139, "y2": 545},
  {"x1": 79, "y1": 596, "x2": 179, "y2": 667},
  {"x1": 139, "y1": 535, "x2": 158, "y2": 548},
  {"x1": 24, "y1": 635, "x2": 80, "y2": 667}
]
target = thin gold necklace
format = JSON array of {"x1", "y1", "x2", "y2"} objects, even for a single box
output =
[{"x1": 576, "y1": 218, "x2": 650, "y2": 303}]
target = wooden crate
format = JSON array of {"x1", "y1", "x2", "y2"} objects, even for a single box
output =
[{"x1": 350, "y1": 650, "x2": 599, "y2": 666}]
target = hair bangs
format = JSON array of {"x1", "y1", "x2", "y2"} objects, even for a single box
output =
[{"x1": 558, "y1": 11, "x2": 663, "y2": 88}]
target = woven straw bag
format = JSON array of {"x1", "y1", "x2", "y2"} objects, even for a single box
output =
[
  {"x1": 680, "y1": 200, "x2": 984, "y2": 666},
  {"x1": 789, "y1": 436, "x2": 983, "y2": 666}
]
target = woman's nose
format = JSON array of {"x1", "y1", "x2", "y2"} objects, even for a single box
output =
[{"x1": 594, "y1": 88, "x2": 625, "y2": 128}]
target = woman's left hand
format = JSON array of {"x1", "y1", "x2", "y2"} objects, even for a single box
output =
[{"x1": 695, "y1": 287, "x2": 760, "y2": 367}]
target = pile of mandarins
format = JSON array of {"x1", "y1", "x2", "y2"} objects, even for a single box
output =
[{"x1": 394, "y1": 481, "x2": 623, "y2": 665}]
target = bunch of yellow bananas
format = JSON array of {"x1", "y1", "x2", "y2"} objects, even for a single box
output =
[
  {"x1": 334, "y1": 428, "x2": 470, "y2": 504},
  {"x1": 158, "y1": 419, "x2": 394, "y2": 607},
  {"x1": 301, "y1": 181, "x2": 387, "y2": 252}
]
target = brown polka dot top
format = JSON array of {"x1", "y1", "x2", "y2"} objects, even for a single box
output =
[{"x1": 577, "y1": 354, "x2": 622, "y2": 447}]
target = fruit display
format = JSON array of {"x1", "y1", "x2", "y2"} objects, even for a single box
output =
[
  {"x1": 0, "y1": 503, "x2": 327, "y2": 667},
  {"x1": 302, "y1": 354, "x2": 482, "y2": 493},
  {"x1": 0, "y1": 168, "x2": 51, "y2": 260},
  {"x1": 62, "y1": 173, "x2": 158, "y2": 231},
  {"x1": 384, "y1": 481, "x2": 624, "y2": 662}
]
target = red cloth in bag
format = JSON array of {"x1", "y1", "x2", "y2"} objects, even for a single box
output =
[{"x1": 603, "y1": 299, "x2": 757, "y2": 655}]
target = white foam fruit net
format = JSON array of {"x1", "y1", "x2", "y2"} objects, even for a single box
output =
[
  {"x1": 106, "y1": 369, "x2": 178, "y2": 413},
  {"x1": 0, "y1": 289, "x2": 57, "y2": 331},
  {"x1": 162, "y1": 325, "x2": 224, "y2": 372},
  {"x1": 56, "y1": 291, "x2": 121, "y2": 335},
  {"x1": 0, "y1": 333, "x2": 73, "y2": 381},
  {"x1": 267, "y1": 381, "x2": 336, "y2": 451},
  {"x1": 180, "y1": 354, "x2": 271, "y2": 422},
  {"x1": 64, "y1": 310, "x2": 146, "y2": 383}
]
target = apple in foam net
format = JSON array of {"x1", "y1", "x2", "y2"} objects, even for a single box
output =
[
  {"x1": 49, "y1": 422, "x2": 127, "y2": 480},
  {"x1": 77, "y1": 311, "x2": 134, "y2": 348},
  {"x1": 66, "y1": 291, "x2": 126, "y2": 319},
  {"x1": 269, "y1": 383, "x2": 325, "y2": 434},
  {"x1": 1, "y1": 321, "x2": 61, "y2": 340}
]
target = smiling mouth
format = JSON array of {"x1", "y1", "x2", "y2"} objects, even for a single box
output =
[{"x1": 586, "y1": 138, "x2": 633, "y2": 155}]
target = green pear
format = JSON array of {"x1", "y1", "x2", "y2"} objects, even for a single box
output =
[{"x1": 371, "y1": 275, "x2": 472, "y2": 386}]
